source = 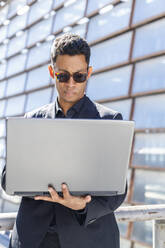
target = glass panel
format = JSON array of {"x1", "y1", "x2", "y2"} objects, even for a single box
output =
[
  {"x1": 0, "y1": 80, "x2": 6, "y2": 99},
  {"x1": 26, "y1": 65, "x2": 50, "y2": 91},
  {"x1": 5, "y1": 95, "x2": 26, "y2": 116},
  {"x1": 27, "y1": 0, "x2": 53, "y2": 25},
  {"x1": 133, "y1": 133, "x2": 165, "y2": 168},
  {"x1": 51, "y1": 86, "x2": 58, "y2": 102},
  {"x1": 103, "y1": 99, "x2": 132, "y2": 120},
  {"x1": 0, "y1": 139, "x2": 5, "y2": 157},
  {"x1": 0, "y1": 25, "x2": 8, "y2": 43},
  {"x1": 6, "y1": 73, "x2": 26, "y2": 97},
  {"x1": 0, "y1": 5, "x2": 8, "y2": 25},
  {"x1": 53, "y1": 0, "x2": 64, "y2": 8},
  {"x1": 26, "y1": 41, "x2": 52, "y2": 69},
  {"x1": 0, "y1": 63, "x2": 6, "y2": 80},
  {"x1": 120, "y1": 238, "x2": 131, "y2": 248},
  {"x1": 132, "y1": 221, "x2": 152, "y2": 245},
  {"x1": 53, "y1": 0, "x2": 86, "y2": 33},
  {"x1": 118, "y1": 222, "x2": 128, "y2": 237},
  {"x1": 7, "y1": 13, "x2": 28, "y2": 37},
  {"x1": 0, "y1": 100, "x2": 6, "y2": 117},
  {"x1": 133, "y1": 94, "x2": 165, "y2": 128},
  {"x1": 133, "y1": 56, "x2": 165, "y2": 93},
  {"x1": 69, "y1": 23, "x2": 87, "y2": 38},
  {"x1": 7, "y1": 0, "x2": 26, "y2": 19},
  {"x1": 90, "y1": 31, "x2": 132, "y2": 71},
  {"x1": 134, "y1": 244, "x2": 150, "y2": 248},
  {"x1": 86, "y1": 0, "x2": 114, "y2": 16},
  {"x1": 25, "y1": 88, "x2": 52, "y2": 112},
  {"x1": 133, "y1": 0, "x2": 165, "y2": 24},
  {"x1": 133, "y1": 18, "x2": 165, "y2": 59},
  {"x1": 0, "y1": 44, "x2": 7, "y2": 60},
  {"x1": 0, "y1": 158, "x2": 5, "y2": 175},
  {"x1": 27, "y1": 16, "x2": 53, "y2": 47},
  {"x1": 0, "y1": 119, "x2": 6, "y2": 138},
  {"x1": 87, "y1": 0, "x2": 132, "y2": 43},
  {"x1": 133, "y1": 170, "x2": 165, "y2": 204},
  {"x1": 7, "y1": 31, "x2": 27, "y2": 57},
  {"x1": 87, "y1": 65, "x2": 132, "y2": 101},
  {"x1": 6, "y1": 53, "x2": 27, "y2": 77}
]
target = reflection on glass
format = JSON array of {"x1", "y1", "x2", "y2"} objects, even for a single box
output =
[
  {"x1": 0, "y1": 4, "x2": 8, "y2": 25},
  {"x1": 0, "y1": 139, "x2": 5, "y2": 157},
  {"x1": 86, "y1": 0, "x2": 114, "y2": 15},
  {"x1": 133, "y1": 94, "x2": 165, "y2": 128},
  {"x1": 87, "y1": 65, "x2": 132, "y2": 100},
  {"x1": 90, "y1": 31, "x2": 132, "y2": 71},
  {"x1": 7, "y1": 32, "x2": 27, "y2": 57},
  {"x1": 87, "y1": 0, "x2": 132, "y2": 43},
  {"x1": 26, "y1": 41, "x2": 52, "y2": 69},
  {"x1": 26, "y1": 65, "x2": 50, "y2": 91},
  {"x1": 0, "y1": 100, "x2": 6, "y2": 117},
  {"x1": 0, "y1": 63, "x2": 6, "y2": 80},
  {"x1": 0, "y1": 25, "x2": 7, "y2": 43},
  {"x1": 26, "y1": 88, "x2": 52, "y2": 112},
  {"x1": 69, "y1": 23, "x2": 87, "y2": 38},
  {"x1": 53, "y1": 0, "x2": 86, "y2": 33},
  {"x1": 7, "y1": 13, "x2": 28, "y2": 37},
  {"x1": 0, "y1": 119, "x2": 6, "y2": 138},
  {"x1": 103, "y1": 99, "x2": 132, "y2": 120},
  {"x1": 6, "y1": 54, "x2": 27, "y2": 77},
  {"x1": 0, "y1": 80, "x2": 6, "y2": 99},
  {"x1": 51, "y1": 87, "x2": 58, "y2": 102},
  {"x1": 133, "y1": 18, "x2": 165, "y2": 58},
  {"x1": 5, "y1": 95, "x2": 26, "y2": 116},
  {"x1": 7, "y1": 0, "x2": 26, "y2": 18},
  {"x1": 118, "y1": 222, "x2": 128, "y2": 237},
  {"x1": 53, "y1": 0, "x2": 64, "y2": 8},
  {"x1": 133, "y1": 170, "x2": 165, "y2": 204},
  {"x1": 132, "y1": 221, "x2": 152, "y2": 245},
  {"x1": 133, "y1": 0, "x2": 165, "y2": 24},
  {"x1": 0, "y1": 44, "x2": 7, "y2": 60},
  {"x1": 133, "y1": 133, "x2": 165, "y2": 168},
  {"x1": 133, "y1": 56, "x2": 165, "y2": 93},
  {"x1": 6, "y1": 73, "x2": 26, "y2": 97}
]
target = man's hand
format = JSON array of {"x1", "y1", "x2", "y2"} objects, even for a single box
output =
[{"x1": 34, "y1": 184, "x2": 91, "y2": 211}]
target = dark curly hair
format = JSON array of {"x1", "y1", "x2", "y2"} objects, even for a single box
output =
[{"x1": 51, "y1": 33, "x2": 90, "y2": 65}]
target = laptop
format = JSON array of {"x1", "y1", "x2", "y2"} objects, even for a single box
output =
[{"x1": 5, "y1": 118, "x2": 134, "y2": 196}]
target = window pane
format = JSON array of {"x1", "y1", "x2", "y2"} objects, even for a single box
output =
[
  {"x1": 51, "y1": 87, "x2": 58, "y2": 102},
  {"x1": 53, "y1": 0, "x2": 86, "y2": 33},
  {"x1": 133, "y1": 133, "x2": 165, "y2": 168},
  {"x1": 6, "y1": 54, "x2": 27, "y2": 77},
  {"x1": 90, "y1": 31, "x2": 132, "y2": 71},
  {"x1": 0, "y1": 139, "x2": 5, "y2": 157},
  {"x1": 133, "y1": 56, "x2": 165, "y2": 93},
  {"x1": 133, "y1": 0, "x2": 165, "y2": 24},
  {"x1": 103, "y1": 99, "x2": 131, "y2": 120},
  {"x1": 87, "y1": 1, "x2": 132, "y2": 43},
  {"x1": 0, "y1": 100, "x2": 6, "y2": 117},
  {"x1": 86, "y1": 0, "x2": 114, "y2": 16},
  {"x1": 27, "y1": 16, "x2": 53, "y2": 47},
  {"x1": 120, "y1": 239, "x2": 131, "y2": 248},
  {"x1": 6, "y1": 73, "x2": 26, "y2": 97},
  {"x1": 87, "y1": 65, "x2": 132, "y2": 101},
  {"x1": 0, "y1": 44, "x2": 7, "y2": 60},
  {"x1": 0, "y1": 158, "x2": 5, "y2": 174},
  {"x1": 5, "y1": 95, "x2": 26, "y2": 116},
  {"x1": 26, "y1": 65, "x2": 50, "y2": 91},
  {"x1": 132, "y1": 221, "x2": 152, "y2": 245},
  {"x1": 69, "y1": 23, "x2": 87, "y2": 38},
  {"x1": 27, "y1": 0, "x2": 53, "y2": 25},
  {"x1": 7, "y1": 31, "x2": 27, "y2": 57},
  {"x1": 26, "y1": 41, "x2": 51, "y2": 69},
  {"x1": 7, "y1": 0, "x2": 26, "y2": 19},
  {"x1": 0, "y1": 80, "x2": 6, "y2": 99},
  {"x1": 0, "y1": 25, "x2": 8, "y2": 43},
  {"x1": 118, "y1": 222, "x2": 128, "y2": 237},
  {"x1": 0, "y1": 63, "x2": 6, "y2": 80},
  {"x1": 133, "y1": 170, "x2": 165, "y2": 204},
  {"x1": 133, "y1": 18, "x2": 165, "y2": 59},
  {"x1": 8, "y1": 13, "x2": 28, "y2": 37},
  {"x1": 0, "y1": 5, "x2": 8, "y2": 25},
  {"x1": 53, "y1": 0, "x2": 64, "y2": 8},
  {"x1": 133, "y1": 94, "x2": 165, "y2": 128},
  {"x1": 25, "y1": 88, "x2": 52, "y2": 112},
  {"x1": 0, "y1": 119, "x2": 6, "y2": 138}
]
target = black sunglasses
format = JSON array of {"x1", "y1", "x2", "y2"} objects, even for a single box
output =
[{"x1": 55, "y1": 71, "x2": 88, "y2": 83}]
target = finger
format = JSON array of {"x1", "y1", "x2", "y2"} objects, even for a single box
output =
[
  {"x1": 48, "y1": 187, "x2": 61, "y2": 201},
  {"x1": 61, "y1": 184, "x2": 70, "y2": 199},
  {"x1": 34, "y1": 196, "x2": 52, "y2": 202},
  {"x1": 84, "y1": 195, "x2": 91, "y2": 203}
]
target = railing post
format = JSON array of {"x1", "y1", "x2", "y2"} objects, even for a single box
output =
[{"x1": 153, "y1": 220, "x2": 165, "y2": 248}]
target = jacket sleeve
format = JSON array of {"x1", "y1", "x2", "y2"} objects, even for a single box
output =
[{"x1": 75, "y1": 112, "x2": 127, "y2": 227}]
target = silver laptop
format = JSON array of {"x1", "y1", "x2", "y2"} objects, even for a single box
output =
[{"x1": 5, "y1": 118, "x2": 134, "y2": 196}]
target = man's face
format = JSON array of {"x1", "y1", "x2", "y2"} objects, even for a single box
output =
[{"x1": 52, "y1": 54, "x2": 92, "y2": 104}]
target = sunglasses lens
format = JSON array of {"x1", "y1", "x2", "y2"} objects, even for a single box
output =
[
  {"x1": 57, "y1": 73, "x2": 70, "y2": 82},
  {"x1": 73, "y1": 73, "x2": 87, "y2": 82}
]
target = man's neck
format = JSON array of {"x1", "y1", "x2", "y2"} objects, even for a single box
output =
[{"x1": 57, "y1": 98, "x2": 76, "y2": 116}]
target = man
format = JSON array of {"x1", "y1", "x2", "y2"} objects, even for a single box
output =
[{"x1": 2, "y1": 33, "x2": 127, "y2": 248}]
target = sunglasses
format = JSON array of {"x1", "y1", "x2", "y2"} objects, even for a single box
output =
[{"x1": 55, "y1": 71, "x2": 88, "y2": 83}]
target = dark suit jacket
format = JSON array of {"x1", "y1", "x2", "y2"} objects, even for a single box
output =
[{"x1": 2, "y1": 95, "x2": 127, "y2": 248}]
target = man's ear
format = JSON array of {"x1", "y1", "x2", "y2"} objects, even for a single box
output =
[
  {"x1": 87, "y1": 66, "x2": 93, "y2": 79},
  {"x1": 48, "y1": 65, "x2": 55, "y2": 79}
]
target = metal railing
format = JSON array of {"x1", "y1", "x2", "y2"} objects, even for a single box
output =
[{"x1": 1, "y1": 204, "x2": 165, "y2": 248}]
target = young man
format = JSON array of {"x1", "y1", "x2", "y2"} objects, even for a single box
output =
[{"x1": 2, "y1": 33, "x2": 127, "y2": 248}]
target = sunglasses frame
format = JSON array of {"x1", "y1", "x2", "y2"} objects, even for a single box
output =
[{"x1": 54, "y1": 68, "x2": 89, "y2": 83}]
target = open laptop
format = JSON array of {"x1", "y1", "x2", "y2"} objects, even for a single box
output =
[{"x1": 5, "y1": 118, "x2": 134, "y2": 196}]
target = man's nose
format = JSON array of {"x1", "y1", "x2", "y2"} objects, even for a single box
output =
[{"x1": 67, "y1": 76, "x2": 76, "y2": 86}]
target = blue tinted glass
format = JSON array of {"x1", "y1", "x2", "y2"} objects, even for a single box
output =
[
  {"x1": 87, "y1": 65, "x2": 132, "y2": 101},
  {"x1": 133, "y1": 94, "x2": 165, "y2": 128},
  {"x1": 6, "y1": 73, "x2": 26, "y2": 97},
  {"x1": 132, "y1": 221, "x2": 152, "y2": 245},
  {"x1": 86, "y1": 0, "x2": 114, "y2": 16},
  {"x1": 133, "y1": 56, "x2": 165, "y2": 93}
]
